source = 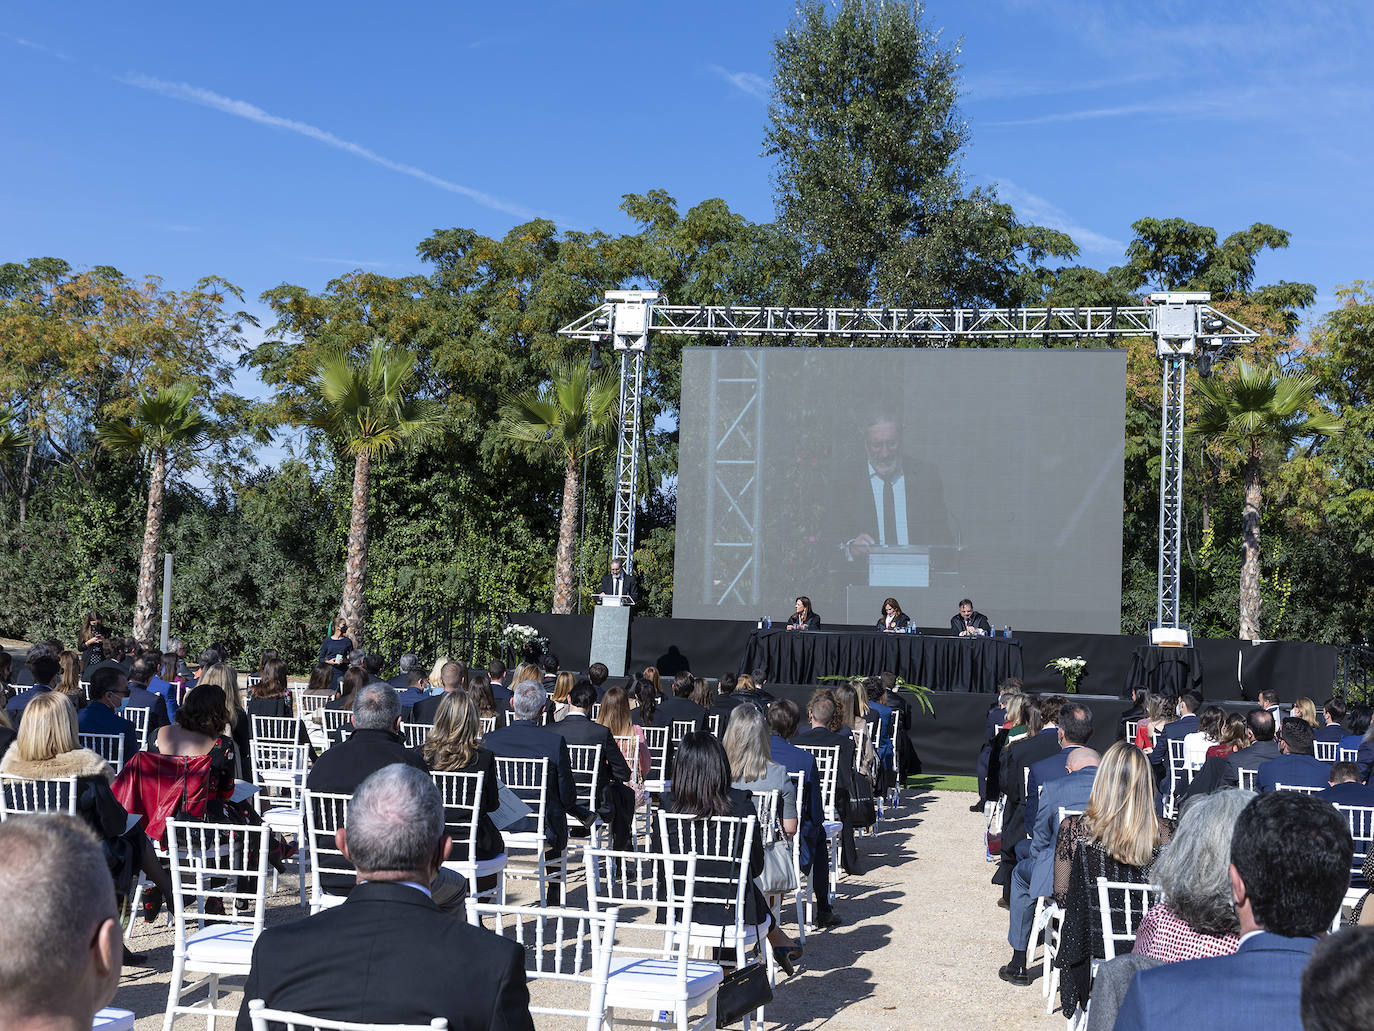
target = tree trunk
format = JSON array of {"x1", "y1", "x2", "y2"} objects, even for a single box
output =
[
  {"x1": 132, "y1": 449, "x2": 167, "y2": 643},
  {"x1": 551, "y1": 454, "x2": 580, "y2": 614},
  {"x1": 1239, "y1": 452, "x2": 1262, "y2": 641},
  {"x1": 18, "y1": 439, "x2": 34, "y2": 523},
  {"x1": 339, "y1": 450, "x2": 371, "y2": 643}
]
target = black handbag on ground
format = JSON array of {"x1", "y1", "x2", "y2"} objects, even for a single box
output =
[
  {"x1": 843, "y1": 773, "x2": 878, "y2": 829},
  {"x1": 716, "y1": 962, "x2": 774, "y2": 1026}
]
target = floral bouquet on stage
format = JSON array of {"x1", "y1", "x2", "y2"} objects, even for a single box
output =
[
  {"x1": 501, "y1": 623, "x2": 548, "y2": 661},
  {"x1": 1047, "y1": 656, "x2": 1086, "y2": 694}
]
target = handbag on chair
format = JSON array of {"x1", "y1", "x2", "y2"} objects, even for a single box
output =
[
  {"x1": 756, "y1": 838, "x2": 798, "y2": 895},
  {"x1": 716, "y1": 962, "x2": 774, "y2": 1026}
]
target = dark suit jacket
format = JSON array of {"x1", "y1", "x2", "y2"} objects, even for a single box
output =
[
  {"x1": 76, "y1": 702, "x2": 140, "y2": 761},
  {"x1": 786, "y1": 613, "x2": 821, "y2": 630},
  {"x1": 599, "y1": 571, "x2": 638, "y2": 603},
  {"x1": 708, "y1": 693, "x2": 748, "y2": 736},
  {"x1": 236, "y1": 881, "x2": 533, "y2": 1031},
  {"x1": 876, "y1": 613, "x2": 911, "y2": 631},
  {"x1": 653, "y1": 696, "x2": 709, "y2": 733},
  {"x1": 1027, "y1": 765, "x2": 1097, "y2": 899},
  {"x1": 950, "y1": 611, "x2": 992, "y2": 635},
  {"x1": 791, "y1": 725, "x2": 860, "y2": 806},
  {"x1": 1025, "y1": 745, "x2": 1077, "y2": 831},
  {"x1": 1319, "y1": 781, "x2": 1374, "y2": 807},
  {"x1": 1151, "y1": 713, "x2": 1199, "y2": 787},
  {"x1": 1314, "y1": 723, "x2": 1346, "y2": 743},
  {"x1": 551, "y1": 713, "x2": 632, "y2": 795},
  {"x1": 770, "y1": 735, "x2": 823, "y2": 866},
  {"x1": 1225, "y1": 739, "x2": 1281, "y2": 786},
  {"x1": 125, "y1": 682, "x2": 171, "y2": 733},
  {"x1": 484, "y1": 719, "x2": 581, "y2": 853},
  {"x1": 306, "y1": 728, "x2": 428, "y2": 795},
  {"x1": 1114, "y1": 932, "x2": 1318, "y2": 1031},
  {"x1": 834, "y1": 458, "x2": 953, "y2": 555},
  {"x1": 1000, "y1": 728, "x2": 1063, "y2": 859},
  {"x1": 5, "y1": 683, "x2": 53, "y2": 725},
  {"x1": 1256, "y1": 753, "x2": 1330, "y2": 793},
  {"x1": 408, "y1": 691, "x2": 455, "y2": 725}
]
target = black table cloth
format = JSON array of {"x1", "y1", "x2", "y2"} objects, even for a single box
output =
[
  {"x1": 1125, "y1": 645, "x2": 1204, "y2": 699},
  {"x1": 741, "y1": 628, "x2": 1022, "y2": 693}
]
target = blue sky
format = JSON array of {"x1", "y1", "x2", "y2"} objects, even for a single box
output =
[{"x1": 3, "y1": 1, "x2": 1369, "y2": 379}]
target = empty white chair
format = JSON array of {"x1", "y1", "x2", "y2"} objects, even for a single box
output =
[
  {"x1": 162, "y1": 820, "x2": 270, "y2": 1031},
  {"x1": 795, "y1": 744, "x2": 843, "y2": 884},
  {"x1": 493, "y1": 755, "x2": 569, "y2": 905},
  {"x1": 78, "y1": 733, "x2": 127, "y2": 775},
  {"x1": 303, "y1": 789, "x2": 353, "y2": 913},
  {"x1": 252, "y1": 741, "x2": 311, "y2": 904},
  {"x1": 431, "y1": 770, "x2": 506, "y2": 902},
  {"x1": 247, "y1": 1000, "x2": 446, "y2": 1030}
]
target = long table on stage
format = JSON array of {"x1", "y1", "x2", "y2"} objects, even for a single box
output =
[{"x1": 741, "y1": 627, "x2": 1022, "y2": 693}]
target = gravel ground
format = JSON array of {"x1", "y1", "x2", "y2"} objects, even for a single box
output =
[{"x1": 113, "y1": 788, "x2": 1059, "y2": 1030}]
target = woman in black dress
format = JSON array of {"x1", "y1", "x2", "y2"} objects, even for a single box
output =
[
  {"x1": 786, "y1": 596, "x2": 821, "y2": 631},
  {"x1": 318, "y1": 619, "x2": 354, "y2": 667},
  {"x1": 875, "y1": 597, "x2": 910, "y2": 632}
]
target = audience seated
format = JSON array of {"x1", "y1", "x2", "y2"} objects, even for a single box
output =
[
  {"x1": 1114, "y1": 791, "x2": 1352, "y2": 1031},
  {"x1": 410, "y1": 660, "x2": 465, "y2": 725},
  {"x1": 551, "y1": 679, "x2": 634, "y2": 849},
  {"x1": 1316, "y1": 697, "x2": 1348, "y2": 744},
  {"x1": 0, "y1": 816, "x2": 123, "y2": 1031},
  {"x1": 1256, "y1": 717, "x2": 1329, "y2": 793},
  {"x1": 995, "y1": 695, "x2": 1067, "y2": 901},
  {"x1": 1149, "y1": 690, "x2": 1200, "y2": 788},
  {"x1": 655, "y1": 671, "x2": 709, "y2": 732},
  {"x1": 768, "y1": 698, "x2": 838, "y2": 927},
  {"x1": 4, "y1": 651, "x2": 61, "y2": 727},
  {"x1": 1025, "y1": 701, "x2": 1094, "y2": 837},
  {"x1": 421, "y1": 692, "x2": 503, "y2": 866},
  {"x1": 1318, "y1": 760, "x2": 1374, "y2": 807},
  {"x1": 596, "y1": 685, "x2": 652, "y2": 806},
  {"x1": 1301, "y1": 926, "x2": 1374, "y2": 1031},
  {"x1": 124, "y1": 654, "x2": 171, "y2": 735},
  {"x1": 1224, "y1": 708, "x2": 1280, "y2": 787},
  {"x1": 1338, "y1": 703, "x2": 1371, "y2": 762},
  {"x1": 1183, "y1": 704, "x2": 1224, "y2": 768},
  {"x1": 76, "y1": 666, "x2": 140, "y2": 760},
  {"x1": 236, "y1": 764, "x2": 533, "y2": 1031}
]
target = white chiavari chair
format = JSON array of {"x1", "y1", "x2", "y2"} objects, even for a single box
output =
[{"x1": 431, "y1": 769, "x2": 507, "y2": 902}]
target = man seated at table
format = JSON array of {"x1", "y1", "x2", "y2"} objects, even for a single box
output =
[{"x1": 951, "y1": 599, "x2": 992, "y2": 637}]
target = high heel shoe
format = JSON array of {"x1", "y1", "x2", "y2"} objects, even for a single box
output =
[
  {"x1": 142, "y1": 886, "x2": 164, "y2": 924},
  {"x1": 771, "y1": 944, "x2": 802, "y2": 977}
]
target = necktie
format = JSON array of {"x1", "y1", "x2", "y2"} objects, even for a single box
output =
[
  {"x1": 882, "y1": 479, "x2": 898, "y2": 547},
  {"x1": 615, "y1": 576, "x2": 622, "y2": 596}
]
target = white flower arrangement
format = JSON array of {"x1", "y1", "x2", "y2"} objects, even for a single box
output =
[
  {"x1": 501, "y1": 623, "x2": 547, "y2": 650},
  {"x1": 1047, "y1": 655, "x2": 1087, "y2": 693}
]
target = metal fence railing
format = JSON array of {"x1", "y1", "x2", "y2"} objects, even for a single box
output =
[
  {"x1": 378, "y1": 605, "x2": 508, "y2": 673},
  {"x1": 1335, "y1": 643, "x2": 1374, "y2": 706}
]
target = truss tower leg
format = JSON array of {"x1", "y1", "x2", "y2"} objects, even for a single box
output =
[
  {"x1": 1157, "y1": 356, "x2": 1186, "y2": 627},
  {"x1": 612, "y1": 349, "x2": 645, "y2": 571},
  {"x1": 702, "y1": 350, "x2": 765, "y2": 606}
]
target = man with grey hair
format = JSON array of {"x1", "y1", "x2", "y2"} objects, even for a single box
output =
[
  {"x1": 484, "y1": 680, "x2": 583, "y2": 902},
  {"x1": 0, "y1": 816, "x2": 122, "y2": 1030},
  {"x1": 305, "y1": 684, "x2": 466, "y2": 913},
  {"x1": 238, "y1": 765, "x2": 532, "y2": 1031},
  {"x1": 388, "y1": 651, "x2": 421, "y2": 689}
]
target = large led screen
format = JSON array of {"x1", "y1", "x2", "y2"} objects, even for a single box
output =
[{"x1": 673, "y1": 347, "x2": 1127, "y2": 633}]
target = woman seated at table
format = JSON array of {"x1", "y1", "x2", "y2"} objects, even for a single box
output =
[
  {"x1": 655, "y1": 732, "x2": 803, "y2": 974},
  {"x1": 1, "y1": 691, "x2": 176, "y2": 951},
  {"x1": 786, "y1": 596, "x2": 821, "y2": 631},
  {"x1": 1052, "y1": 741, "x2": 1174, "y2": 1016},
  {"x1": 875, "y1": 596, "x2": 910, "y2": 632}
]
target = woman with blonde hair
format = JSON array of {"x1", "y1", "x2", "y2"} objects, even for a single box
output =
[
  {"x1": 196, "y1": 662, "x2": 252, "y2": 775},
  {"x1": 722, "y1": 703, "x2": 798, "y2": 839},
  {"x1": 1292, "y1": 697, "x2": 1319, "y2": 728},
  {"x1": 1, "y1": 691, "x2": 174, "y2": 943},
  {"x1": 428, "y1": 656, "x2": 451, "y2": 692},
  {"x1": 550, "y1": 670, "x2": 575, "y2": 723},
  {"x1": 423, "y1": 691, "x2": 502, "y2": 865},
  {"x1": 597, "y1": 685, "x2": 651, "y2": 805},
  {"x1": 1052, "y1": 741, "x2": 1173, "y2": 1014}
]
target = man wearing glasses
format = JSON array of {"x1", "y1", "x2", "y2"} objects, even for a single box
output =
[
  {"x1": 840, "y1": 409, "x2": 952, "y2": 563},
  {"x1": 76, "y1": 666, "x2": 140, "y2": 760}
]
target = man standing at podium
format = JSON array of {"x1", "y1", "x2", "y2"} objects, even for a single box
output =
[{"x1": 599, "y1": 557, "x2": 638, "y2": 604}]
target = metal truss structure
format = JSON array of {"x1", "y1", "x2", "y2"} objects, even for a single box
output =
[{"x1": 559, "y1": 292, "x2": 1258, "y2": 627}]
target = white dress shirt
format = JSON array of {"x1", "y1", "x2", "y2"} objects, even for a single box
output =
[{"x1": 868, "y1": 463, "x2": 908, "y2": 546}]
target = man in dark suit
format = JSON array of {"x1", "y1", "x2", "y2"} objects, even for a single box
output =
[
  {"x1": 1024, "y1": 701, "x2": 1093, "y2": 834},
  {"x1": 654, "y1": 672, "x2": 708, "y2": 732},
  {"x1": 1000, "y1": 746, "x2": 1099, "y2": 986},
  {"x1": 76, "y1": 667, "x2": 140, "y2": 760},
  {"x1": 1316, "y1": 697, "x2": 1347, "y2": 744},
  {"x1": 552, "y1": 680, "x2": 633, "y2": 849},
  {"x1": 768, "y1": 699, "x2": 840, "y2": 928},
  {"x1": 585, "y1": 662, "x2": 610, "y2": 701},
  {"x1": 995, "y1": 696, "x2": 1068, "y2": 896},
  {"x1": 0, "y1": 816, "x2": 124, "y2": 1031},
  {"x1": 792, "y1": 689, "x2": 862, "y2": 875},
  {"x1": 835, "y1": 407, "x2": 953, "y2": 566},
  {"x1": 1256, "y1": 717, "x2": 1330, "y2": 793},
  {"x1": 1150, "y1": 689, "x2": 1200, "y2": 790},
  {"x1": 484, "y1": 679, "x2": 583, "y2": 888},
  {"x1": 951, "y1": 599, "x2": 993, "y2": 636},
  {"x1": 410, "y1": 660, "x2": 465, "y2": 725},
  {"x1": 237, "y1": 764, "x2": 533, "y2": 1031},
  {"x1": 1115, "y1": 792, "x2": 1352, "y2": 1031},
  {"x1": 123, "y1": 654, "x2": 171, "y2": 737},
  {"x1": 5, "y1": 652, "x2": 60, "y2": 726},
  {"x1": 387, "y1": 652, "x2": 421, "y2": 690},
  {"x1": 1224, "y1": 709, "x2": 1281, "y2": 787},
  {"x1": 305, "y1": 683, "x2": 466, "y2": 912},
  {"x1": 12, "y1": 641, "x2": 52, "y2": 687},
  {"x1": 394, "y1": 668, "x2": 429, "y2": 718},
  {"x1": 1318, "y1": 761, "x2": 1374, "y2": 807},
  {"x1": 598, "y1": 557, "x2": 638, "y2": 604},
  {"x1": 708, "y1": 672, "x2": 745, "y2": 736}
]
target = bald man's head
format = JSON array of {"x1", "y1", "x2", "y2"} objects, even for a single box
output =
[{"x1": 1066, "y1": 747, "x2": 1100, "y2": 773}]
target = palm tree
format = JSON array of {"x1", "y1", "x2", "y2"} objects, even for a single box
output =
[
  {"x1": 499, "y1": 362, "x2": 619, "y2": 613},
  {"x1": 311, "y1": 341, "x2": 439, "y2": 642},
  {"x1": 97, "y1": 384, "x2": 210, "y2": 642},
  {"x1": 0, "y1": 406, "x2": 32, "y2": 490},
  {"x1": 1192, "y1": 360, "x2": 1341, "y2": 640}
]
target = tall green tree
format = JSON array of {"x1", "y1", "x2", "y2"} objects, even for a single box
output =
[
  {"x1": 498, "y1": 362, "x2": 619, "y2": 613},
  {"x1": 1193, "y1": 361, "x2": 1341, "y2": 640},
  {"x1": 765, "y1": 0, "x2": 1075, "y2": 306},
  {"x1": 96, "y1": 384, "x2": 211, "y2": 642},
  {"x1": 310, "y1": 341, "x2": 440, "y2": 641}
]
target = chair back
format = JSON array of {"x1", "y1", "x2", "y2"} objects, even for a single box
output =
[
  {"x1": 166, "y1": 819, "x2": 270, "y2": 941},
  {"x1": 246, "y1": 675, "x2": 262, "y2": 693},
  {"x1": 1095, "y1": 877, "x2": 1158, "y2": 960},
  {"x1": 1274, "y1": 782, "x2": 1323, "y2": 796},
  {"x1": 251, "y1": 715, "x2": 299, "y2": 746},
  {"x1": 251, "y1": 741, "x2": 309, "y2": 807},
  {"x1": 293, "y1": 689, "x2": 331, "y2": 720},
  {"x1": 401, "y1": 721, "x2": 432, "y2": 749},
  {"x1": 669, "y1": 720, "x2": 696, "y2": 749},
  {"x1": 431, "y1": 770, "x2": 484, "y2": 864},
  {"x1": 79, "y1": 732, "x2": 127, "y2": 775},
  {"x1": 642, "y1": 725, "x2": 670, "y2": 783},
  {"x1": 123, "y1": 706, "x2": 152, "y2": 749},
  {"x1": 1336, "y1": 803, "x2": 1374, "y2": 890},
  {"x1": 246, "y1": 999, "x2": 447, "y2": 1030},
  {"x1": 584, "y1": 846, "x2": 701, "y2": 984},
  {"x1": 0, "y1": 775, "x2": 78, "y2": 819},
  {"x1": 321, "y1": 708, "x2": 354, "y2": 746},
  {"x1": 1314, "y1": 740, "x2": 1339, "y2": 762},
  {"x1": 1237, "y1": 768, "x2": 1258, "y2": 792},
  {"x1": 796, "y1": 744, "x2": 840, "y2": 820},
  {"x1": 567, "y1": 743, "x2": 604, "y2": 820},
  {"x1": 1124, "y1": 718, "x2": 1141, "y2": 742},
  {"x1": 655, "y1": 812, "x2": 756, "y2": 935},
  {"x1": 748, "y1": 789, "x2": 783, "y2": 845},
  {"x1": 465, "y1": 900, "x2": 618, "y2": 1031},
  {"x1": 1166, "y1": 738, "x2": 1192, "y2": 786},
  {"x1": 1340, "y1": 747, "x2": 1359, "y2": 764},
  {"x1": 480, "y1": 715, "x2": 498, "y2": 735},
  {"x1": 493, "y1": 756, "x2": 551, "y2": 839},
  {"x1": 303, "y1": 789, "x2": 354, "y2": 912},
  {"x1": 707, "y1": 714, "x2": 721, "y2": 737}
]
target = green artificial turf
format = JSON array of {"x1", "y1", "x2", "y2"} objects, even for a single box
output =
[{"x1": 905, "y1": 774, "x2": 978, "y2": 793}]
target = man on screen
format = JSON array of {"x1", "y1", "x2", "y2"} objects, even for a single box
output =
[
  {"x1": 839, "y1": 408, "x2": 952, "y2": 562},
  {"x1": 952, "y1": 599, "x2": 992, "y2": 636},
  {"x1": 598, "y1": 557, "x2": 638, "y2": 604}
]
